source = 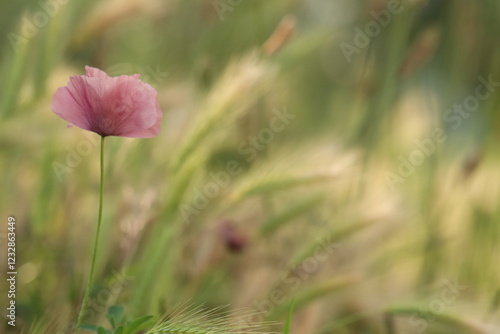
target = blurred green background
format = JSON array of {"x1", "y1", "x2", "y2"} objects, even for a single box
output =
[{"x1": 1, "y1": 0, "x2": 500, "y2": 333}]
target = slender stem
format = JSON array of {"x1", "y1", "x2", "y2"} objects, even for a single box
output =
[{"x1": 75, "y1": 135, "x2": 105, "y2": 333}]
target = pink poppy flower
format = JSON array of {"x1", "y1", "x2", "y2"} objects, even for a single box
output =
[{"x1": 52, "y1": 66, "x2": 162, "y2": 138}]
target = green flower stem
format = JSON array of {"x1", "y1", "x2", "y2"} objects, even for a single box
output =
[{"x1": 75, "y1": 135, "x2": 106, "y2": 333}]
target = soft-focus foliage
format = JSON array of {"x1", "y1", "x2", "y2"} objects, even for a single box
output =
[{"x1": 1, "y1": 0, "x2": 500, "y2": 333}]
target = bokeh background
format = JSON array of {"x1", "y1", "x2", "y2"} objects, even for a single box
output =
[{"x1": 1, "y1": 0, "x2": 500, "y2": 333}]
